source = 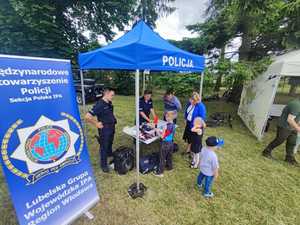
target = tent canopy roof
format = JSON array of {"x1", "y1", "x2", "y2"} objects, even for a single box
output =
[
  {"x1": 268, "y1": 49, "x2": 300, "y2": 77},
  {"x1": 78, "y1": 20, "x2": 205, "y2": 72}
]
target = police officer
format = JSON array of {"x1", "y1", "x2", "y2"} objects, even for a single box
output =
[
  {"x1": 139, "y1": 90, "x2": 157, "y2": 124},
  {"x1": 262, "y1": 98, "x2": 300, "y2": 165},
  {"x1": 85, "y1": 87, "x2": 117, "y2": 172}
]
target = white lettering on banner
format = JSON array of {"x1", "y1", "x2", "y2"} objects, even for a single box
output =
[
  {"x1": 27, "y1": 205, "x2": 61, "y2": 225},
  {"x1": 67, "y1": 171, "x2": 88, "y2": 185},
  {"x1": 25, "y1": 183, "x2": 67, "y2": 210},
  {"x1": 0, "y1": 67, "x2": 69, "y2": 77},
  {"x1": 0, "y1": 78, "x2": 69, "y2": 86},
  {"x1": 21, "y1": 87, "x2": 52, "y2": 95},
  {"x1": 162, "y1": 55, "x2": 194, "y2": 68}
]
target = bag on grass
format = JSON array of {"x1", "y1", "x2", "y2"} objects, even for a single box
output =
[
  {"x1": 206, "y1": 112, "x2": 233, "y2": 128},
  {"x1": 139, "y1": 152, "x2": 159, "y2": 174},
  {"x1": 113, "y1": 146, "x2": 134, "y2": 175}
]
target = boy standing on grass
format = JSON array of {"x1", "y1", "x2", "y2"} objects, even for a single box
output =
[
  {"x1": 197, "y1": 136, "x2": 224, "y2": 198},
  {"x1": 154, "y1": 111, "x2": 176, "y2": 177}
]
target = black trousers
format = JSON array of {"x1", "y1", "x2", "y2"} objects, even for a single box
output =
[
  {"x1": 158, "y1": 141, "x2": 173, "y2": 174},
  {"x1": 98, "y1": 126, "x2": 115, "y2": 169},
  {"x1": 265, "y1": 126, "x2": 297, "y2": 158}
]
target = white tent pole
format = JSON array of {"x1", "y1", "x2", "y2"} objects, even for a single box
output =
[
  {"x1": 135, "y1": 69, "x2": 140, "y2": 191},
  {"x1": 199, "y1": 72, "x2": 204, "y2": 98},
  {"x1": 142, "y1": 70, "x2": 146, "y2": 94},
  {"x1": 80, "y1": 69, "x2": 87, "y2": 135}
]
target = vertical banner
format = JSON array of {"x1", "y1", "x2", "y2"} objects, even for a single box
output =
[{"x1": 0, "y1": 55, "x2": 99, "y2": 225}]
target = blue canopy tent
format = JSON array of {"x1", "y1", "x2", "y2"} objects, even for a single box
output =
[{"x1": 78, "y1": 20, "x2": 205, "y2": 196}]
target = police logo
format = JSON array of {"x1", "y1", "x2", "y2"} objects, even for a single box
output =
[
  {"x1": 1, "y1": 113, "x2": 84, "y2": 184},
  {"x1": 25, "y1": 125, "x2": 71, "y2": 164}
]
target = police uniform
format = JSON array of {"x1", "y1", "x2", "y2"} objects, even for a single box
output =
[
  {"x1": 139, "y1": 97, "x2": 153, "y2": 124},
  {"x1": 263, "y1": 99, "x2": 300, "y2": 162},
  {"x1": 89, "y1": 99, "x2": 117, "y2": 169}
]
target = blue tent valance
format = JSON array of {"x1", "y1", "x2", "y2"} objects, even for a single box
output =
[{"x1": 78, "y1": 21, "x2": 205, "y2": 72}]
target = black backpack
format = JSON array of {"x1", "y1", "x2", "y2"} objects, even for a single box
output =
[
  {"x1": 206, "y1": 112, "x2": 233, "y2": 128},
  {"x1": 139, "y1": 152, "x2": 159, "y2": 174},
  {"x1": 113, "y1": 146, "x2": 134, "y2": 175}
]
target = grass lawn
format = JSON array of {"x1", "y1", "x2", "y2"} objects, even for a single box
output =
[{"x1": 1, "y1": 95, "x2": 300, "y2": 225}]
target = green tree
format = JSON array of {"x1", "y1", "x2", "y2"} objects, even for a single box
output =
[
  {"x1": 153, "y1": 72, "x2": 214, "y2": 97},
  {"x1": 186, "y1": 5, "x2": 237, "y2": 91},
  {"x1": 281, "y1": 0, "x2": 300, "y2": 48},
  {"x1": 135, "y1": 0, "x2": 175, "y2": 28},
  {"x1": 0, "y1": 0, "x2": 72, "y2": 58},
  {"x1": 202, "y1": 0, "x2": 298, "y2": 60},
  {"x1": 0, "y1": 0, "x2": 175, "y2": 61}
]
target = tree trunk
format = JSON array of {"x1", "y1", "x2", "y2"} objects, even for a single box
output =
[
  {"x1": 239, "y1": 18, "x2": 253, "y2": 61},
  {"x1": 230, "y1": 24, "x2": 252, "y2": 103},
  {"x1": 239, "y1": 31, "x2": 252, "y2": 61},
  {"x1": 214, "y1": 46, "x2": 225, "y2": 92}
]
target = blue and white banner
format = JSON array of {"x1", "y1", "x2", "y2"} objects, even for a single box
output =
[{"x1": 0, "y1": 55, "x2": 99, "y2": 225}]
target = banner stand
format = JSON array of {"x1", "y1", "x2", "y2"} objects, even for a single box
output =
[
  {"x1": 84, "y1": 211, "x2": 94, "y2": 220},
  {"x1": 0, "y1": 54, "x2": 100, "y2": 225}
]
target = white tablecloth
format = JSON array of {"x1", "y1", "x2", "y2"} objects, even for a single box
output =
[{"x1": 122, "y1": 120, "x2": 168, "y2": 145}]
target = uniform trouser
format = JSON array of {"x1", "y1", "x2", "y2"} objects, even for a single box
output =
[
  {"x1": 265, "y1": 126, "x2": 297, "y2": 158},
  {"x1": 158, "y1": 141, "x2": 173, "y2": 174},
  {"x1": 98, "y1": 127, "x2": 115, "y2": 169}
]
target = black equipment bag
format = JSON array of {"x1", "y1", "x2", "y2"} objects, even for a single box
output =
[
  {"x1": 139, "y1": 152, "x2": 159, "y2": 174},
  {"x1": 206, "y1": 112, "x2": 233, "y2": 128},
  {"x1": 113, "y1": 146, "x2": 134, "y2": 175}
]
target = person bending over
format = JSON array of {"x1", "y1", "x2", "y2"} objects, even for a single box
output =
[
  {"x1": 163, "y1": 89, "x2": 182, "y2": 124},
  {"x1": 262, "y1": 99, "x2": 300, "y2": 165},
  {"x1": 139, "y1": 90, "x2": 157, "y2": 125}
]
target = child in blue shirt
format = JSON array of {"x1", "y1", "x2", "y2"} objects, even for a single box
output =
[
  {"x1": 197, "y1": 136, "x2": 224, "y2": 198},
  {"x1": 154, "y1": 111, "x2": 176, "y2": 177}
]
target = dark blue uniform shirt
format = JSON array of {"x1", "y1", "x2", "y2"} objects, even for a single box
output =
[
  {"x1": 139, "y1": 97, "x2": 153, "y2": 124},
  {"x1": 89, "y1": 99, "x2": 117, "y2": 126}
]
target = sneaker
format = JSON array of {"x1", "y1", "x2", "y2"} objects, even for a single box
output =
[
  {"x1": 190, "y1": 162, "x2": 195, "y2": 168},
  {"x1": 285, "y1": 157, "x2": 299, "y2": 166},
  {"x1": 197, "y1": 184, "x2": 203, "y2": 189},
  {"x1": 109, "y1": 163, "x2": 115, "y2": 170},
  {"x1": 203, "y1": 192, "x2": 214, "y2": 198},
  {"x1": 262, "y1": 149, "x2": 273, "y2": 159},
  {"x1": 153, "y1": 171, "x2": 164, "y2": 177}
]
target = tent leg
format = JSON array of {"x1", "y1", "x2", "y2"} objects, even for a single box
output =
[
  {"x1": 128, "y1": 69, "x2": 146, "y2": 199},
  {"x1": 142, "y1": 70, "x2": 146, "y2": 94},
  {"x1": 136, "y1": 69, "x2": 140, "y2": 191},
  {"x1": 199, "y1": 72, "x2": 204, "y2": 99},
  {"x1": 80, "y1": 70, "x2": 87, "y2": 135}
]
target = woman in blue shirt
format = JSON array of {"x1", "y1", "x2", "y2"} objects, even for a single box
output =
[
  {"x1": 163, "y1": 89, "x2": 182, "y2": 124},
  {"x1": 183, "y1": 92, "x2": 207, "y2": 154}
]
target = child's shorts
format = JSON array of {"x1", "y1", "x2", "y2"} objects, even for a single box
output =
[{"x1": 191, "y1": 132, "x2": 203, "y2": 153}]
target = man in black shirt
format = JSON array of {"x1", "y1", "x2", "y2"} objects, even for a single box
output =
[
  {"x1": 139, "y1": 90, "x2": 157, "y2": 125},
  {"x1": 85, "y1": 87, "x2": 117, "y2": 172}
]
